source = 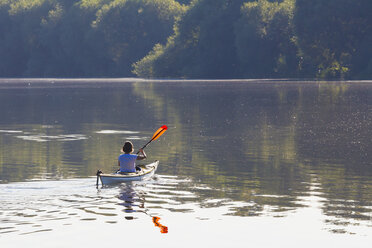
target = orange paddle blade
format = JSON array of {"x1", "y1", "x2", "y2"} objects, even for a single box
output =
[{"x1": 151, "y1": 125, "x2": 168, "y2": 141}]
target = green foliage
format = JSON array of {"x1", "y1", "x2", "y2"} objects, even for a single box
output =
[
  {"x1": 294, "y1": 0, "x2": 372, "y2": 79},
  {"x1": 0, "y1": 0, "x2": 184, "y2": 77},
  {"x1": 134, "y1": 0, "x2": 246, "y2": 78},
  {"x1": 235, "y1": 0, "x2": 298, "y2": 78},
  {"x1": 0, "y1": 0, "x2": 371, "y2": 79},
  {"x1": 92, "y1": 0, "x2": 185, "y2": 76},
  {"x1": 134, "y1": 0, "x2": 298, "y2": 79},
  {"x1": 135, "y1": 0, "x2": 372, "y2": 79}
]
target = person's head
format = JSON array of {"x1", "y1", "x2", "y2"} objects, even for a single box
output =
[{"x1": 122, "y1": 141, "x2": 134, "y2": 154}]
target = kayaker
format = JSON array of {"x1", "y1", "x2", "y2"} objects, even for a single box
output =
[{"x1": 118, "y1": 141, "x2": 147, "y2": 173}]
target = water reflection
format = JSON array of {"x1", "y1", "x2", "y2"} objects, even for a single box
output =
[
  {"x1": 152, "y1": 217, "x2": 168, "y2": 234},
  {"x1": 117, "y1": 184, "x2": 146, "y2": 219},
  {"x1": 0, "y1": 176, "x2": 371, "y2": 242},
  {"x1": 115, "y1": 183, "x2": 169, "y2": 233},
  {"x1": 0, "y1": 80, "x2": 371, "y2": 242}
]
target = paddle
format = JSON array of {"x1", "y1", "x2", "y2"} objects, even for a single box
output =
[
  {"x1": 96, "y1": 125, "x2": 167, "y2": 187},
  {"x1": 137, "y1": 125, "x2": 168, "y2": 154}
]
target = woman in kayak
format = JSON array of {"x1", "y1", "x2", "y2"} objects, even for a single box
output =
[{"x1": 118, "y1": 141, "x2": 147, "y2": 173}]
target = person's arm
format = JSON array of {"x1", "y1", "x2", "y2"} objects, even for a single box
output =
[{"x1": 136, "y1": 148, "x2": 147, "y2": 160}]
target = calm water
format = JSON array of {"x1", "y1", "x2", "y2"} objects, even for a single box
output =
[{"x1": 0, "y1": 79, "x2": 371, "y2": 247}]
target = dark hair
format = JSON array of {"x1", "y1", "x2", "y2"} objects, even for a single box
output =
[{"x1": 123, "y1": 141, "x2": 134, "y2": 153}]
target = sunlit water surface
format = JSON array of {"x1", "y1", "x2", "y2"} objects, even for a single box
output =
[{"x1": 0, "y1": 79, "x2": 371, "y2": 247}]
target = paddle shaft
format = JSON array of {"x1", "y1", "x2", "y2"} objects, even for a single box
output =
[{"x1": 136, "y1": 138, "x2": 155, "y2": 154}]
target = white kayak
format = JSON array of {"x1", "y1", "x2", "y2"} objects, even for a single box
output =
[{"x1": 97, "y1": 160, "x2": 159, "y2": 185}]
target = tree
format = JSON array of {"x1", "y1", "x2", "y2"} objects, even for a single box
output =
[
  {"x1": 134, "y1": 0, "x2": 246, "y2": 78},
  {"x1": 0, "y1": 1, "x2": 25, "y2": 76},
  {"x1": 294, "y1": 0, "x2": 372, "y2": 79},
  {"x1": 234, "y1": 0, "x2": 298, "y2": 78},
  {"x1": 93, "y1": 0, "x2": 185, "y2": 76},
  {"x1": 0, "y1": 0, "x2": 184, "y2": 77}
]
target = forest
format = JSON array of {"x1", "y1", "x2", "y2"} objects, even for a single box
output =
[{"x1": 0, "y1": 0, "x2": 371, "y2": 79}]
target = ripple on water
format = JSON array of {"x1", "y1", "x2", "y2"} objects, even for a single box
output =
[
  {"x1": 0, "y1": 175, "x2": 371, "y2": 240},
  {"x1": 95, "y1": 130, "x2": 139, "y2": 134},
  {"x1": 0, "y1": 130, "x2": 23, "y2": 134},
  {"x1": 0, "y1": 176, "x2": 211, "y2": 236},
  {"x1": 15, "y1": 134, "x2": 87, "y2": 142}
]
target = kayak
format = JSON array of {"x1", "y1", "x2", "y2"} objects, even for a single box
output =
[{"x1": 97, "y1": 160, "x2": 159, "y2": 185}]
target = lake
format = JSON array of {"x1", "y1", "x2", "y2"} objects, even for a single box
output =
[{"x1": 0, "y1": 79, "x2": 371, "y2": 247}]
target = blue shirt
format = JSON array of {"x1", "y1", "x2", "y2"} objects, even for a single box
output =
[{"x1": 118, "y1": 153, "x2": 137, "y2": 173}]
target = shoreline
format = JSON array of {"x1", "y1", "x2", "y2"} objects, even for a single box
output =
[{"x1": 0, "y1": 78, "x2": 371, "y2": 88}]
